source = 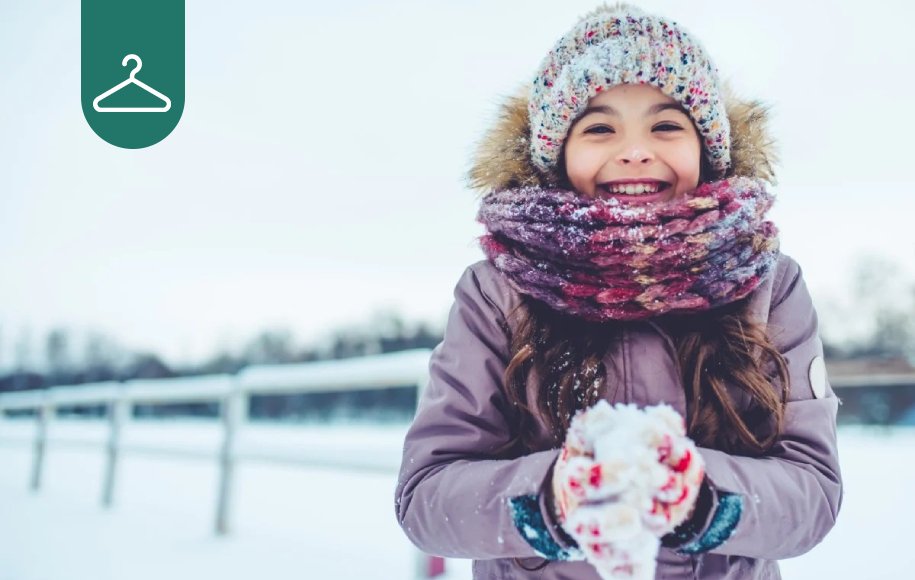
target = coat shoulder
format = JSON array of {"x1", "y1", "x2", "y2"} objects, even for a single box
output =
[
  {"x1": 464, "y1": 259, "x2": 523, "y2": 322},
  {"x1": 771, "y1": 252, "x2": 803, "y2": 309},
  {"x1": 742, "y1": 252, "x2": 803, "y2": 323}
]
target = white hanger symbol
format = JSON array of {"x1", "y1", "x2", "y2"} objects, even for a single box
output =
[{"x1": 93, "y1": 54, "x2": 171, "y2": 113}]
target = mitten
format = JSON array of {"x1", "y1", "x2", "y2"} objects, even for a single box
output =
[{"x1": 551, "y1": 401, "x2": 705, "y2": 580}]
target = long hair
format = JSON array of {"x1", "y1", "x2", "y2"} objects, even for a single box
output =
[{"x1": 495, "y1": 294, "x2": 790, "y2": 458}]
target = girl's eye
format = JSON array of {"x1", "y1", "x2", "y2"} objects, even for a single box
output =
[
  {"x1": 653, "y1": 123, "x2": 683, "y2": 132},
  {"x1": 584, "y1": 125, "x2": 614, "y2": 135}
]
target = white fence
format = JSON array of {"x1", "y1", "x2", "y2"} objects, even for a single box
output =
[{"x1": 0, "y1": 348, "x2": 443, "y2": 580}]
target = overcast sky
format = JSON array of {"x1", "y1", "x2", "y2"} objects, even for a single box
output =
[{"x1": 1, "y1": 0, "x2": 913, "y2": 371}]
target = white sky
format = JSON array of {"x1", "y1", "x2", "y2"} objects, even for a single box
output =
[{"x1": 1, "y1": 0, "x2": 913, "y2": 369}]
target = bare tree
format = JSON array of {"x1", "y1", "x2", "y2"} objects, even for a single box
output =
[
  {"x1": 243, "y1": 328, "x2": 297, "y2": 364},
  {"x1": 847, "y1": 255, "x2": 915, "y2": 359},
  {"x1": 82, "y1": 332, "x2": 125, "y2": 382},
  {"x1": 45, "y1": 327, "x2": 71, "y2": 381}
]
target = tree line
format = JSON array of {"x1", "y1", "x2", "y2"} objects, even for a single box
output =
[{"x1": 1, "y1": 257, "x2": 912, "y2": 422}]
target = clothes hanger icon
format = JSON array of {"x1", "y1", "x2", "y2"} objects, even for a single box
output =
[{"x1": 93, "y1": 54, "x2": 171, "y2": 113}]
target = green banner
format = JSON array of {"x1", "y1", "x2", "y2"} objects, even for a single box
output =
[{"x1": 81, "y1": 0, "x2": 185, "y2": 148}]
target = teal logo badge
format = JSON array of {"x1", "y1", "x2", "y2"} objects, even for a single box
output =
[{"x1": 81, "y1": 0, "x2": 185, "y2": 148}]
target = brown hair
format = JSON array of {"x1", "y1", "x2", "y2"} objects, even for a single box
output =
[{"x1": 495, "y1": 296, "x2": 789, "y2": 459}]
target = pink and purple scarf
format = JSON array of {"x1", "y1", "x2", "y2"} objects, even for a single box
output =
[{"x1": 476, "y1": 176, "x2": 779, "y2": 321}]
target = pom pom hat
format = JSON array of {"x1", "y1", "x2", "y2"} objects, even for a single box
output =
[{"x1": 528, "y1": 3, "x2": 731, "y2": 179}]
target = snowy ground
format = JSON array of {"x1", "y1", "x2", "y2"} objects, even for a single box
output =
[{"x1": 0, "y1": 419, "x2": 912, "y2": 580}]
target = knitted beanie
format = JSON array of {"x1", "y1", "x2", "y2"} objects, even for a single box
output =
[{"x1": 528, "y1": 3, "x2": 731, "y2": 180}]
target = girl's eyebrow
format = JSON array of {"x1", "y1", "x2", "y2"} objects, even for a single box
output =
[{"x1": 577, "y1": 102, "x2": 688, "y2": 120}]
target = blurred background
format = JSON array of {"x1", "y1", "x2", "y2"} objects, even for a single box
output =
[{"x1": 1, "y1": 0, "x2": 913, "y2": 579}]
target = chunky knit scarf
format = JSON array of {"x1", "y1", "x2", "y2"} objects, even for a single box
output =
[{"x1": 476, "y1": 176, "x2": 779, "y2": 322}]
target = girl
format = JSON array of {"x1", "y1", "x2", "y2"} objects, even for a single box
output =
[{"x1": 394, "y1": 3, "x2": 842, "y2": 578}]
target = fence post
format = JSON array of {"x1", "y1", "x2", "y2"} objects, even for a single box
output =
[
  {"x1": 29, "y1": 394, "x2": 52, "y2": 492},
  {"x1": 215, "y1": 379, "x2": 246, "y2": 535},
  {"x1": 101, "y1": 388, "x2": 129, "y2": 508}
]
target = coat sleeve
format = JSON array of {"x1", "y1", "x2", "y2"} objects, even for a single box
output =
[
  {"x1": 670, "y1": 255, "x2": 844, "y2": 560},
  {"x1": 393, "y1": 262, "x2": 580, "y2": 560}
]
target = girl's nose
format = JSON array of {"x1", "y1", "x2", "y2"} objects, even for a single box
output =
[{"x1": 616, "y1": 146, "x2": 654, "y2": 165}]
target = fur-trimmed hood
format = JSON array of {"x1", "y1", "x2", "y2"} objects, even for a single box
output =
[{"x1": 466, "y1": 82, "x2": 778, "y2": 195}]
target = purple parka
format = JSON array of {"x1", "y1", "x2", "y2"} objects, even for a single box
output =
[{"x1": 394, "y1": 90, "x2": 843, "y2": 579}]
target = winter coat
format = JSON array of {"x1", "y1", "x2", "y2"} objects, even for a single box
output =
[{"x1": 394, "y1": 86, "x2": 843, "y2": 579}]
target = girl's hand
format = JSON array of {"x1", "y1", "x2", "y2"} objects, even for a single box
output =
[{"x1": 550, "y1": 401, "x2": 705, "y2": 579}]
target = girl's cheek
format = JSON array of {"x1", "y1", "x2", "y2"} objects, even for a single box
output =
[
  {"x1": 668, "y1": 147, "x2": 702, "y2": 191},
  {"x1": 565, "y1": 146, "x2": 603, "y2": 186},
  {"x1": 563, "y1": 160, "x2": 588, "y2": 193}
]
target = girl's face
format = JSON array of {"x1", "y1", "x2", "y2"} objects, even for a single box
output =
[{"x1": 562, "y1": 84, "x2": 703, "y2": 204}]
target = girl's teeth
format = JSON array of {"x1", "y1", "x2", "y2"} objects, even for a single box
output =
[{"x1": 608, "y1": 183, "x2": 662, "y2": 195}]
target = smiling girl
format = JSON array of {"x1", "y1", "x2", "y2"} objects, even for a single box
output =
[{"x1": 395, "y1": 3, "x2": 842, "y2": 579}]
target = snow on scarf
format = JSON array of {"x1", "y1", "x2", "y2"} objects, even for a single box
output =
[{"x1": 476, "y1": 176, "x2": 779, "y2": 321}]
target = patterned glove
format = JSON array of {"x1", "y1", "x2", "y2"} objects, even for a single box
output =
[{"x1": 551, "y1": 401, "x2": 705, "y2": 580}]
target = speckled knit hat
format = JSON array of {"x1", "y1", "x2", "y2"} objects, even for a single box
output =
[{"x1": 529, "y1": 3, "x2": 731, "y2": 179}]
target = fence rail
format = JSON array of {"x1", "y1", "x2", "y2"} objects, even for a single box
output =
[{"x1": 0, "y1": 348, "x2": 442, "y2": 580}]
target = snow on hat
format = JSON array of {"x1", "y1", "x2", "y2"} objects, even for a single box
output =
[{"x1": 528, "y1": 2, "x2": 731, "y2": 179}]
